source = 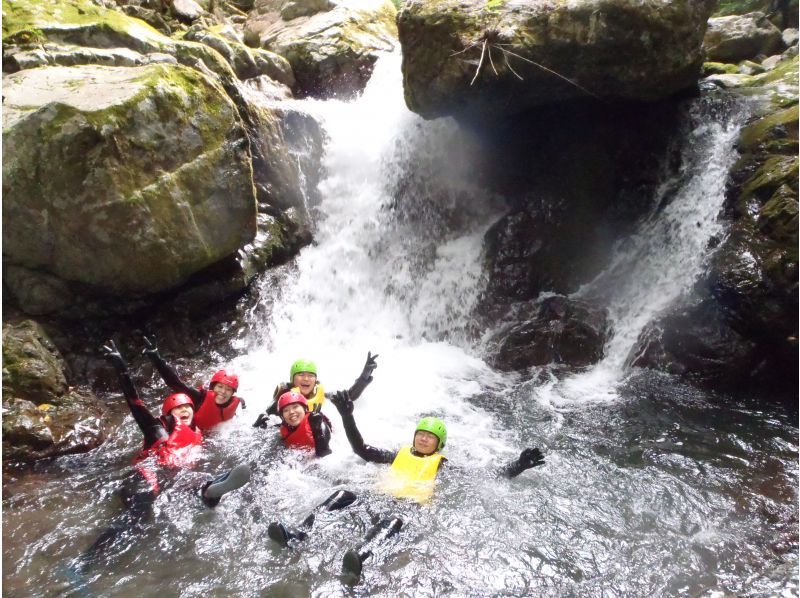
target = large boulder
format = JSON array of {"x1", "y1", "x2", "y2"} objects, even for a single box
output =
[
  {"x1": 397, "y1": 0, "x2": 716, "y2": 120},
  {"x1": 2, "y1": 320, "x2": 111, "y2": 461},
  {"x1": 704, "y1": 12, "x2": 784, "y2": 64},
  {"x1": 485, "y1": 296, "x2": 610, "y2": 371},
  {"x1": 2, "y1": 63, "x2": 257, "y2": 313},
  {"x1": 244, "y1": 0, "x2": 397, "y2": 98}
]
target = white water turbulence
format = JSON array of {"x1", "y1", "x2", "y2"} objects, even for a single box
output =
[
  {"x1": 235, "y1": 50, "x2": 512, "y2": 467},
  {"x1": 534, "y1": 99, "x2": 747, "y2": 407}
]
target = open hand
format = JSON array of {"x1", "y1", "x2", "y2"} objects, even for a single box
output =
[{"x1": 330, "y1": 390, "x2": 353, "y2": 415}]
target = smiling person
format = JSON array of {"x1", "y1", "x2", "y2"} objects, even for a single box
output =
[
  {"x1": 257, "y1": 352, "x2": 378, "y2": 421},
  {"x1": 100, "y1": 340, "x2": 250, "y2": 503},
  {"x1": 274, "y1": 391, "x2": 332, "y2": 457},
  {"x1": 77, "y1": 341, "x2": 252, "y2": 573},
  {"x1": 141, "y1": 335, "x2": 245, "y2": 432},
  {"x1": 268, "y1": 390, "x2": 546, "y2": 579}
]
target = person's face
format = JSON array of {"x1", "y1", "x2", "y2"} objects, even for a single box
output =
[
  {"x1": 171, "y1": 404, "x2": 194, "y2": 426},
  {"x1": 212, "y1": 382, "x2": 235, "y2": 405},
  {"x1": 292, "y1": 372, "x2": 317, "y2": 397},
  {"x1": 281, "y1": 402, "x2": 306, "y2": 427},
  {"x1": 413, "y1": 430, "x2": 439, "y2": 456}
]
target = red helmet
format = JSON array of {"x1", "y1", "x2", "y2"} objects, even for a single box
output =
[
  {"x1": 209, "y1": 369, "x2": 239, "y2": 391},
  {"x1": 161, "y1": 393, "x2": 194, "y2": 416},
  {"x1": 277, "y1": 391, "x2": 308, "y2": 414}
]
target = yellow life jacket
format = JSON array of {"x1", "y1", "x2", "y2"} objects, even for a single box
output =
[
  {"x1": 291, "y1": 383, "x2": 325, "y2": 411},
  {"x1": 380, "y1": 446, "x2": 443, "y2": 504}
]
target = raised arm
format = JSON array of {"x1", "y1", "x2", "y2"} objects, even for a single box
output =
[
  {"x1": 329, "y1": 391, "x2": 395, "y2": 464},
  {"x1": 344, "y1": 352, "x2": 379, "y2": 401},
  {"x1": 101, "y1": 340, "x2": 167, "y2": 449},
  {"x1": 142, "y1": 336, "x2": 205, "y2": 406},
  {"x1": 499, "y1": 448, "x2": 546, "y2": 478}
]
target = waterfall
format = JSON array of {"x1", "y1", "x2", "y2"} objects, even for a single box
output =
[
  {"x1": 234, "y1": 50, "x2": 512, "y2": 464},
  {"x1": 534, "y1": 97, "x2": 746, "y2": 406}
]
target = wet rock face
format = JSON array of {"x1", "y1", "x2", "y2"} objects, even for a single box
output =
[
  {"x1": 2, "y1": 320, "x2": 111, "y2": 462},
  {"x1": 397, "y1": 0, "x2": 716, "y2": 120},
  {"x1": 704, "y1": 12, "x2": 784, "y2": 63},
  {"x1": 486, "y1": 296, "x2": 610, "y2": 371},
  {"x1": 477, "y1": 100, "x2": 685, "y2": 308},
  {"x1": 633, "y1": 59, "x2": 798, "y2": 397},
  {"x1": 244, "y1": 0, "x2": 397, "y2": 98}
]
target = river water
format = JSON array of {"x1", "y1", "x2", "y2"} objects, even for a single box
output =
[{"x1": 3, "y1": 52, "x2": 797, "y2": 597}]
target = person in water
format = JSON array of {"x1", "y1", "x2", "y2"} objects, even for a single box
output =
[
  {"x1": 257, "y1": 352, "x2": 378, "y2": 419},
  {"x1": 273, "y1": 390, "x2": 333, "y2": 457},
  {"x1": 76, "y1": 341, "x2": 251, "y2": 572},
  {"x1": 142, "y1": 335, "x2": 245, "y2": 432},
  {"x1": 268, "y1": 390, "x2": 545, "y2": 578}
]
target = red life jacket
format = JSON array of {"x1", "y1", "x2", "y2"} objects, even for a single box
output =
[
  {"x1": 193, "y1": 389, "x2": 241, "y2": 431},
  {"x1": 134, "y1": 422, "x2": 203, "y2": 491},
  {"x1": 280, "y1": 413, "x2": 316, "y2": 450}
]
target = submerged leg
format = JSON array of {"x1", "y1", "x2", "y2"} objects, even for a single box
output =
[
  {"x1": 74, "y1": 489, "x2": 156, "y2": 572},
  {"x1": 200, "y1": 464, "x2": 251, "y2": 508},
  {"x1": 268, "y1": 490, "x2": 357, "y2": 547},
  {"x1": 342, "y1": 516, "x2": 403, "y2": 578}
]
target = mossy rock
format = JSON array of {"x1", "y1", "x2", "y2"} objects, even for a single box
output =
[
  {"x1": 2, "y1": 0, "x2": 235, "y2": 80},
  {"x1": 703, "y1": 61, "x2": 741, "y2": 75},
  {"x1": 2, "y1": 63, "x2": 257, "y2": 305},
  {"x1": 2, "y1": 320, "x2": 68, "y2": 405},
  {"x1": 245, "y1": 0, "x2": 397, "y2": 98},
  {"x1": 397, "y1": 0, "x2": 716, "y2": 120}
]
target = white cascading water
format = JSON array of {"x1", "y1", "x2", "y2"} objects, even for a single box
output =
[
  {"x1": 533, "y1": 100, "x2": 745, "y2": 407},
  {"x1": 232, "y1": 51, "x2": 516, "y2": 469}
]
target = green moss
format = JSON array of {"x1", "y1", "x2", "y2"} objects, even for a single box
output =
[
  {"x1": 703, "y1": 61, "x2": 740, "y2": 75},
  {"x1": 2, "y1": 0, "x2": 167, "y2": 50},
  {"x1": 741, "y1": 155, "x2": 799, "y2": 203},
  {"x1": 738, "y1": 104, "x2": 799, "y2": 152},
  {"x1": 712, "y1": 0, "x2": 771, "y2": 17}
]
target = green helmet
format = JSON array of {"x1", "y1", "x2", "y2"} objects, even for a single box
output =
[
  {"x1": 415, "y1": 417, "x2": 447, "y2": 450},
  {"x1": 290, "y1": 359, "x2": 317, "y2": 380}
]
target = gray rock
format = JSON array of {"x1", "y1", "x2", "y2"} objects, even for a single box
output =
[
  {"x1": 398, "y1": 0, "x2": 716, "y2": 120},
  {"x1": 171, "y1": 0, "x2": 206, "y2": 23},
  {"x1": 705, "y1": 12, "x2": 784, "y2": 63},
  {"x1": 3, "y1": 64, "x2": 257, "y2": 306},
  {"x1": 486, "y1": 296, "x2": 609, "y2": 371},
  {"x1": 245, "y1": 0, "x2": 397, "y2": 98},
  {"x1": 2, "y1": 320, "x2": 112, "y2": 462},
  {"x1": 782, "y1": 27, "x2": 799, "y2": 47}
]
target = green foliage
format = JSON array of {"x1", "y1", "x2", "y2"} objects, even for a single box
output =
[
  {"x1": 712, "y1": 0, "x2": 770, "y2": 16},
  {"x1": 486, "y1": 0, "x2": 506, "y2": 10}
]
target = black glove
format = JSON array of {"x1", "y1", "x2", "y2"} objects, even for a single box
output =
[
  {"x1": 101, "y1": 340, "x2": 128, "y2": 373},
  {"x1": 308, "y1": 403, "x2": 325, "y2": 435},
  {"x1": 329, "y1": 390, "x2": 353, "y2": 415},
  {"x1": 359, "y1": 351, "x2": 379, "y2": 382},
  {"x1": 253, "y1": 412, "x2": 271, "y2": 428},
  {"x1": 518, "y1": 448, "x2": 545, "y2": 470},
  {"x1": 141, "y1": 335, "x2": 160, "y2": 359}
]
